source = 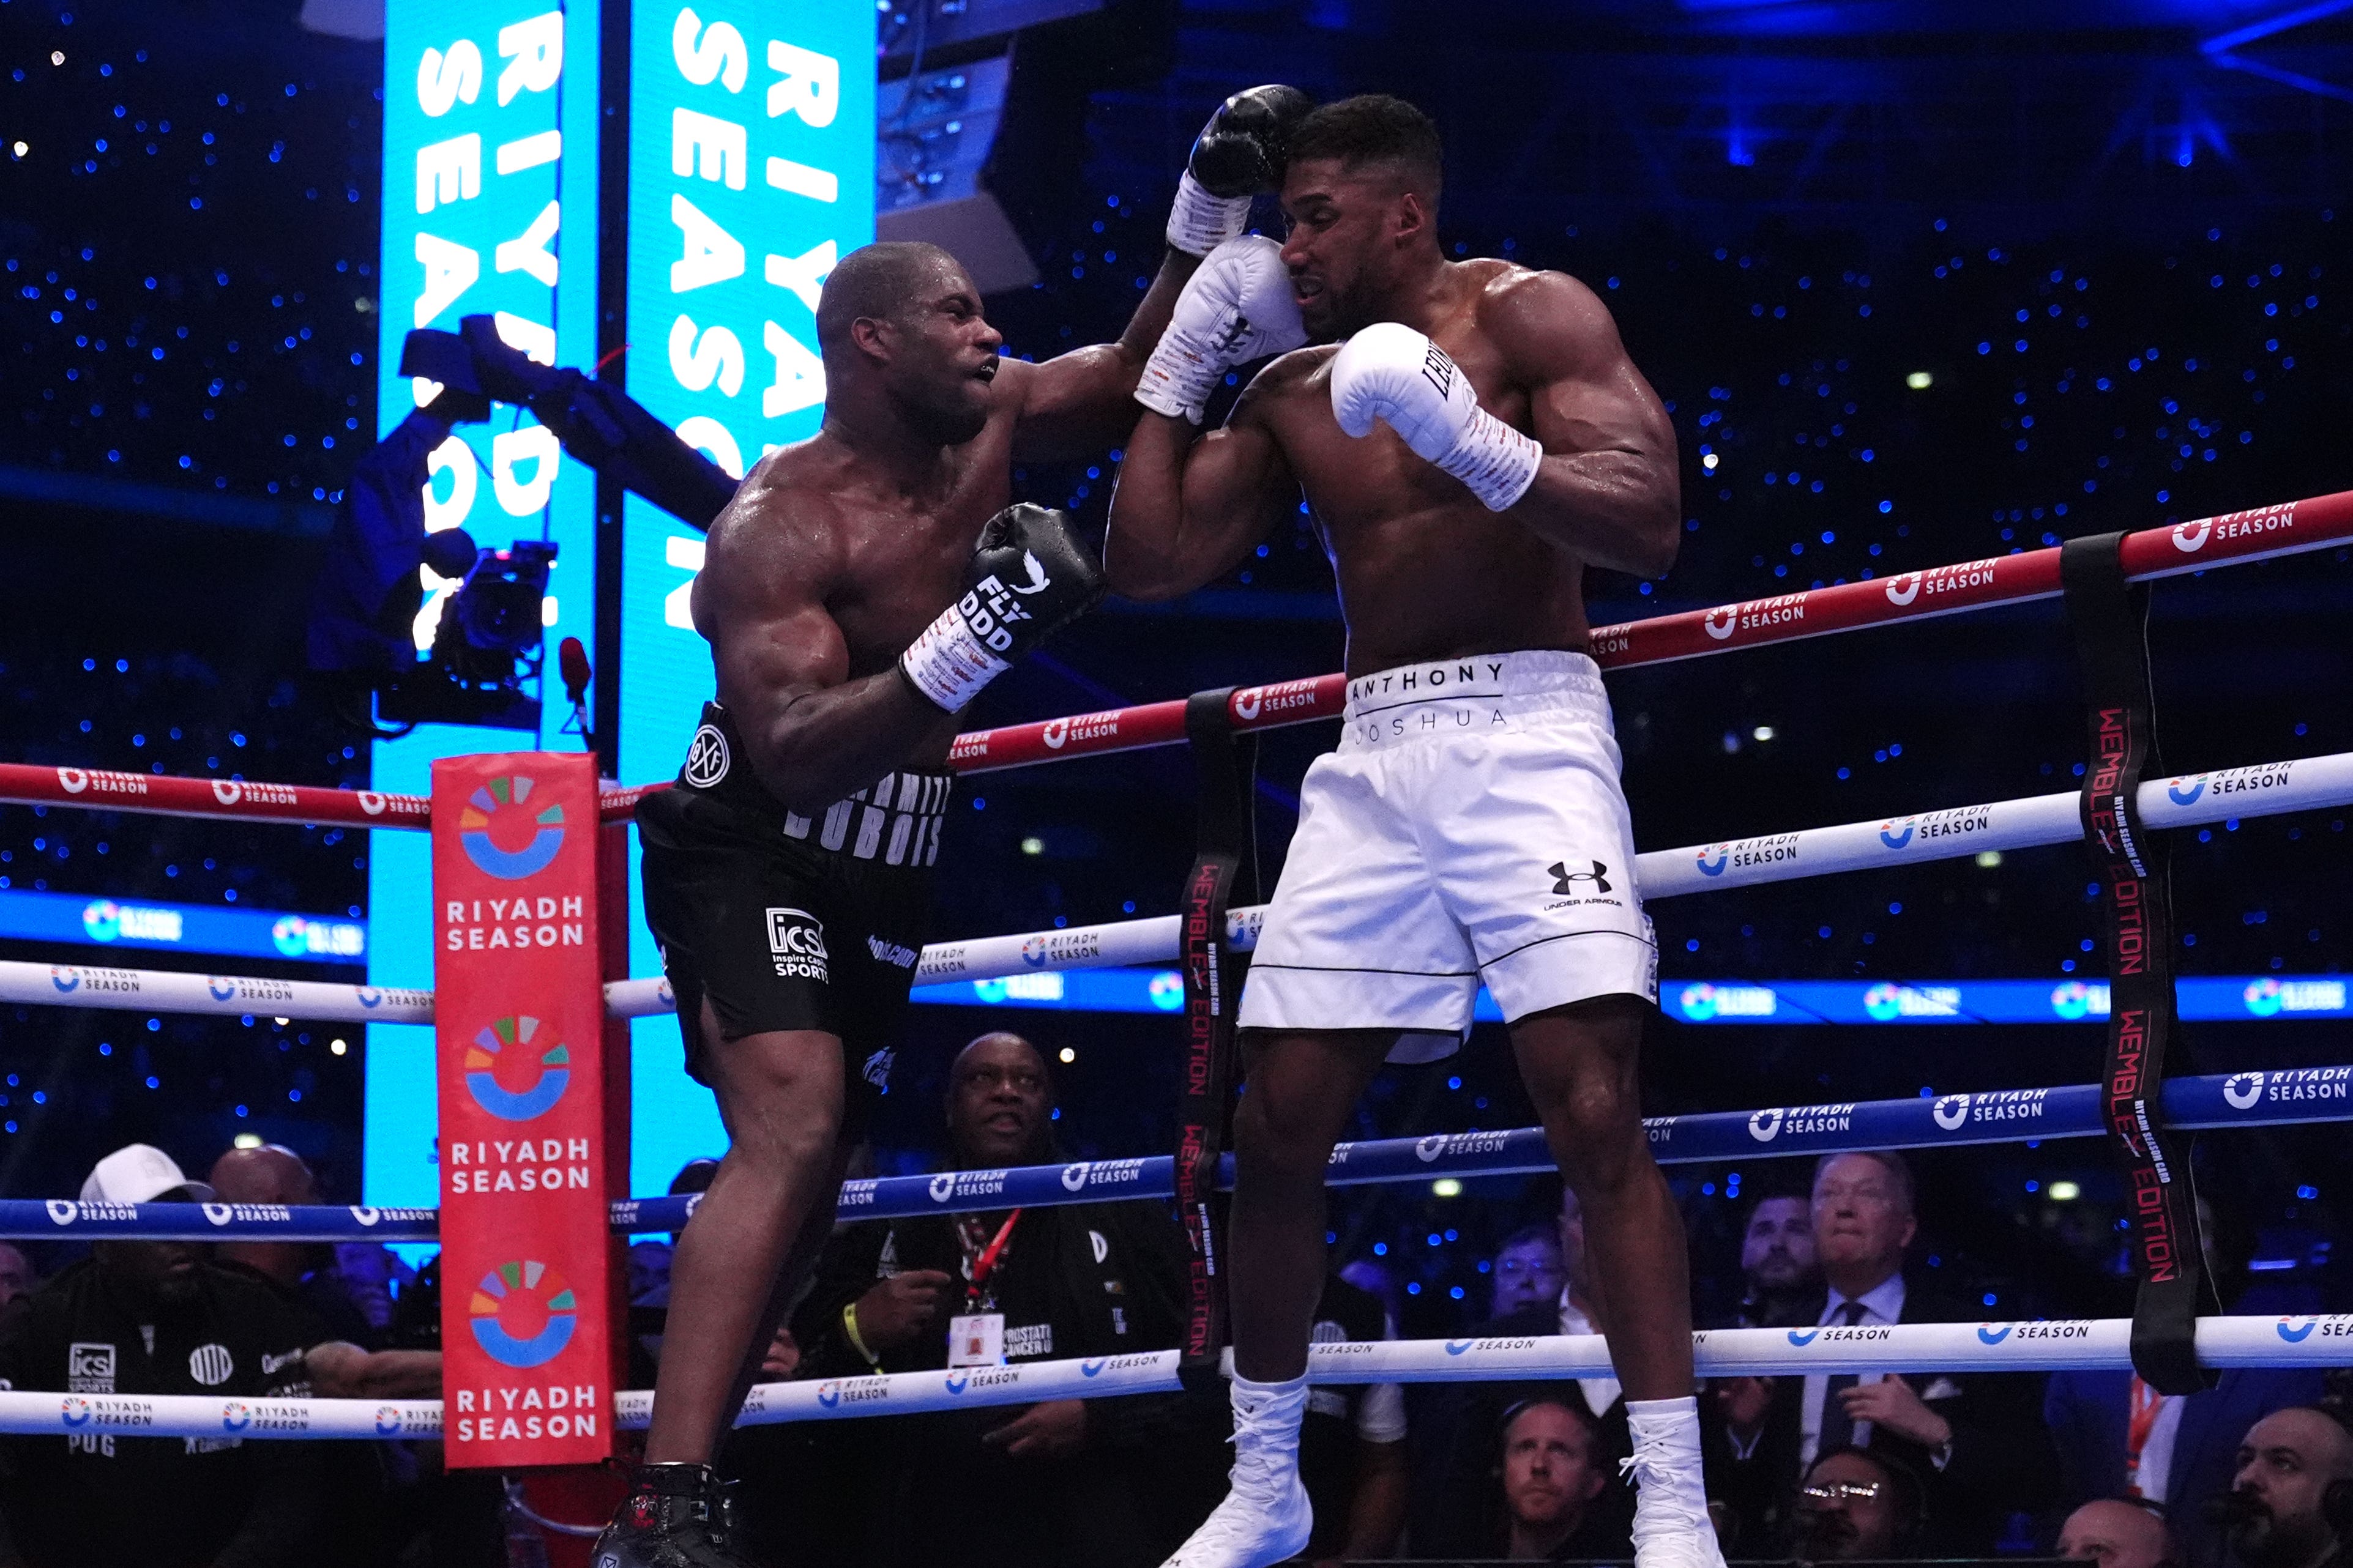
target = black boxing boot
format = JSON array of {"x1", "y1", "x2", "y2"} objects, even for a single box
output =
[{"x1": 590, "y1": 1462, "x2": 756, "y2": 1568}]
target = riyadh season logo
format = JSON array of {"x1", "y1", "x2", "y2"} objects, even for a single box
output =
[
  {"x1": 1934, "y1": 1095, "x2": 1971, "y2": 1131},
  {"x1": 60, "y1": 1397, "x2": 92, "y2": 1429},
  {"x1": 1703, "y1": 607, "x2": 1738, "y2": 641},
  {"x1": 458, "y1": 776, "x2": 567, "y2": 881},
  {"x1": 929, "y1": 1173, "x2": 956, "y2": 1203},
  {"x1": 1879, "y1": 818, "x2": 1916, "y2": 849},
  {"x1": 2225, "y1": 1072, "x2": 2265, "y2": 1110},
  {"x1": 1884, "y1": 573, "x2": 1923, "y2": 607},
  {"x1": 207, "y1": 976, "x2": 238, "y2": 1001},
  {"x1": 1081, "y1": 1358, "x2": 1109, "y2": 1377},
  {"x1": 1042, "y1": 718, "x2": 1070, "y2": 749},
  {"x1": 1021, "y1": 935, "x2": 1050, "y2": 968},
  {"x1": 2172, "y1": 518, "x2": 2213, "y2": 553},
  {"x1": 1786, "y1": 1328, "x2": 1821, "y2": 1347},
  {"x1": 2051, "y1": 981, "x2": 2101, "y2": 1021},
  {"x1": 1444, "y1": 1339, "x2": 1476, "y2": 1356},
  {"x1": 1977, "y1": 1324, "x2": 2013, "y2": 1345},
  {"x1": 2278, "y1": 1317, "x2": 2318, "y2": 1343},
  {"x1": 464, "y1": 1016, "x2": 572, "y2": 1123},
  {"x1": 1234, "y1": 688, "x2": 1263, "y2": 721},
  {"x1": 1695, "y1": 844, "x2": 1730, "y2": 877},
  {"x1": 222, "y1": 1402, "x2": 251, "y2": 1432},
  {"x1": 816, "y1": 1382, "x2": 842, "y2": 1410},
  {"x1": 2168, "y1": 775, "x2": 2207, "y2": 806},
  {"x1": 468, "y1": 1260, "x2": 578, "y2": 1370},
  {"x1": 1748, "y1": 1107, "x2": 1786, "y2": 1142},
  {"x1": 944, "y1": 1372, "x2": 971, "y2": 1396},
  {"x1": 49, "y1": 968, "x2": 79, "y2": 994},
  {"x1": 374, "y1": 1406, "x2": 405, "y2": 1436}
]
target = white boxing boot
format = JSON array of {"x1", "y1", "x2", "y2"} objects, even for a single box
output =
[
  {"x1": 1622, "y1": 1396, "x2": 1728, "y2": 1568},
  {"x1": 1160, "y1": 1373, "x2": 1313, "y2": 1568}
]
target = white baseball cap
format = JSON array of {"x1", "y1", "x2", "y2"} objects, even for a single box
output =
[{"x1": 80, "y1": 1144, "x2": 216, "y2": 1205}]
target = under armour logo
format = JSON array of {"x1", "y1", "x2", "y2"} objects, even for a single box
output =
[{"x1": 1549, "y1": 860, "x2": 1611, "y2": 895}]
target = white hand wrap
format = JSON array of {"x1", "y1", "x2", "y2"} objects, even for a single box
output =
[
  {"x1": 1165, "y1": 171, "x2": 1253, "y2": 258},
  {"x1": 1136, "y1": 235, "x2": 1307, "y2": 423},
  {"x1": 898, "y1": 601, "x2": 1010, "y2": 714},
  {"x1": 1329, "y1": 321, "x2": 1543, "y2": 513}
]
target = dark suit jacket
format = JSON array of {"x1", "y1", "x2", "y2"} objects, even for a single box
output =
[
  {"x1": 2044, "y1": 1365, "x2": 2324, "y2": 1564},
  {"x1": 1714, "y1": 1277, "x2": 2056, "y2": 1554}
]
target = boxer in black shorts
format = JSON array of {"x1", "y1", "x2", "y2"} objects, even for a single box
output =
[
  {"x1": 636, "y1": 704, "x2": 952, "y2": 1141},
  {"x1": 596, "y1": 84, "x2": 1313, "y2": 1568}
]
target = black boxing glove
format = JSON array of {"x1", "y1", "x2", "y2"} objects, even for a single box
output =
[
  {"x1": 898, "y1": 503, "x2": 1106, "y2": 713},
  {"x1": 1165, "y1": 84, "x2": 1313, "y2": 257}
]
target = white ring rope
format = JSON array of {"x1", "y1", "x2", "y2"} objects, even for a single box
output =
[
  {"x1": 1, "y1": 1314, "x2": 2342, "y2": 1440},
  {"x1": 7, "y1": 748, "x2": 2345, "y2": 1027}
]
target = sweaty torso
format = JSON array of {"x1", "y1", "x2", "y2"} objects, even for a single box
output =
[
  {"x1": 692, "y1": 406, "x2": 1021, "y2": 770},
  {"x1": 1253, "y1": 260, "x2": 1594, "y2": 677}
]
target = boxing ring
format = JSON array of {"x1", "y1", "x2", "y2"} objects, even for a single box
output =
[{"x1": 0, "y1": 486, "x2": 2347, "y2": 1443}]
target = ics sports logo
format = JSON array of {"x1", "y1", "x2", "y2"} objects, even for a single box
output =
[
  {"x1": 459, "y1": 776, "x2": 565, "y2": 880},
  {"x1": 468, "y1": 1260, "x2": 578, "y2": 1369},
  {"x1": 463, "y1": 1016, "x2": 571, "y2": 1123}
]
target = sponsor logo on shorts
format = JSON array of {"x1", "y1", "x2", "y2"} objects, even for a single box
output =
[
  {"x1": 766, "y1": 908, "x2": 829, "y2": 983},
  {"x1": 861, "y1": 1049, "x2": 895, "y2": 1091},
  {"x1": 867, "y1": 936, "x2": 919, "y2": 969},
  {"x1": 684, "y1": 725, "x2": 730, "y2": 789}
]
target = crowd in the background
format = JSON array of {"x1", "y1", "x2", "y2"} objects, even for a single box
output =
[{"x1": 4, "y1": 1031, "x2": 2350, "y2": 1566}]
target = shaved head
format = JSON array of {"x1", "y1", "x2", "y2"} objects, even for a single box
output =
[{"x1": 816, "y1": 240, "x2": 966, "y2": 357}]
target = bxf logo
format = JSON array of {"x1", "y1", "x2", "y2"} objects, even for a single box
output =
[
  {"x1": 1549, "y1": 860, "x2": 1610, "y2": 895},
  {"x1": 458, "y1": 776, "x2": 567, "y2": 880},
  {"x1": 683, "y1": 725, "x2": 730, "y2": 789}
]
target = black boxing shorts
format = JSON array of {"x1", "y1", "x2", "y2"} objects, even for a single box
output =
[{"x1": 635, "y1": 704, "x2": 951, "y2": 1137}]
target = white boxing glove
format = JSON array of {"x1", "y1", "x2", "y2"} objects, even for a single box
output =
[
  {"x1": 1329, "y1": 321, "x2": 1543, "y2": 512},
  {"x1": 1135, "y1": 234, "x2": 1308, "y2": 423}
]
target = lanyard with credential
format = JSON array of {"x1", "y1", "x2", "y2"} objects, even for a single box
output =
[{"x1": 964, "y1": 1209, "x2": 1023, "y2": 1309}]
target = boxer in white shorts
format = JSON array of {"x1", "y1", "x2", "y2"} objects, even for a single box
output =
[
  {"x1": 1108, "y1": 95, "x2": 1720, "y2": 1568},
  {"x1": 1245, "y1": 649, "x2": 1657, "y2": 1060}
]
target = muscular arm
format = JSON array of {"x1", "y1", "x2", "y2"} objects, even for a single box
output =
[
  {"x1": 1002, "y1": 247, "x2": 1205, "y2": 463},
  {"x1": 695, "y1": 488, "x2": 952, "y2": 813},
  {"x1": 1103, "y1": 373, "x2": 1299, "y2": 601},
  {"x1": 1493, "y1": 272, "x2": 1680, "y2": 578}
]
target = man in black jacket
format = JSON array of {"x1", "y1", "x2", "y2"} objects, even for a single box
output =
[
  {"x1": 786, "y1": 1031, "x2": 1222, "y2": 1568},
  {"x1": 0, "y1": 1145, "x2": 326, "y2": 1567},
  {"x1": 1715, "y1": 1151, "x2": 2054, "y2": 1550}
]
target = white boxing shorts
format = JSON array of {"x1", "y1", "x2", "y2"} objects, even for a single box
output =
[{"x1": 1236, "y1": 650, "x2": 1657, "y2": 1062}]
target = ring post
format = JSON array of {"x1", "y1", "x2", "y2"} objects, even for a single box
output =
[
  {"x1": 1174, "y1": 688, "x2": 1258, "y2": 1391},
  {"x1": 432, "y1": 756, "x2": 630, "y2": 1466},
  {"x1": 2061, "y1": 533, "x2": 2218, "y2": 1395}
]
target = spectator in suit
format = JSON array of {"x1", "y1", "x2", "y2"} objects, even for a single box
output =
[
  {"x1": 1495, "y1": 1398, "x2": 1618, "y2": 1560},
  {"x1": 2045, "y1": 1202, "x2": 2325, "y2": 1566},
  {"x1": 2216, "y1": 1406, "x2": 2353, "y2": 1568},
  {"x1": 1717, "y1": 1150, "x2": 2054, "y2": 1550},
  {"x1": 1488, "y1": 1224, "x2": 1566, "y2": 1320},
  {"x1": 1736, "y1": 1191, "x2": 1821, "y2": 1329},
  {"x1": 1424, "y1": 1184, "x2": 1639, "y2": 1555},
  {"x1": 2057, "y1": 1496, "x2": 2183, "y2": 1567},
  {"x1": 1788, "y1": 1447, "x2": 1926, "y2": 1561}
]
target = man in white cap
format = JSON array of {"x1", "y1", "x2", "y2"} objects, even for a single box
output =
[{"x1": 0, "y1": 1145, "x2": 327, "y2": 1566}]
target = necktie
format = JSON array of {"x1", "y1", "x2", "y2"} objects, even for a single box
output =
[{"x1": 1816, "y1": 1299, "x2": 1870, "y2": 1455}]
